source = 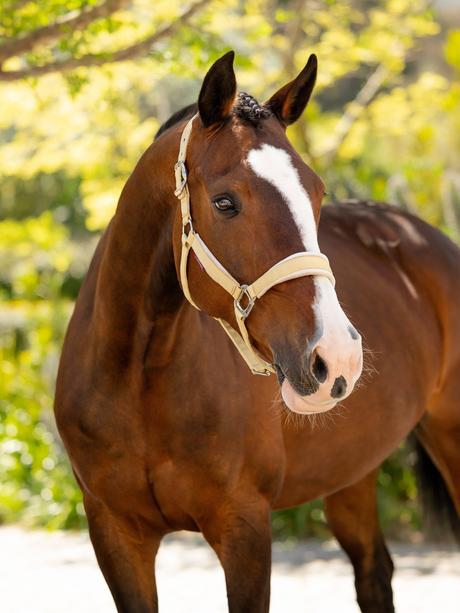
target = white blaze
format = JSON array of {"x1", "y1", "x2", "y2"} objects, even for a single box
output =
[
  {"x1": 247, "y1": 143, "x2": 330, "y2": 325},
  {"x1": 247, "y1": 144, "x2": 363, "y2": 411},
  {"x1": 313, "y1": 276, "x2": 361, "y2": 385},
  {"x1": 247, "y1": 144, "x2": 320, "y2": 253}
]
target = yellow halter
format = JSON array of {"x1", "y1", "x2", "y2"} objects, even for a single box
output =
[{"x1": 175, "y1": 115, "x2": 335, "y2": 376}]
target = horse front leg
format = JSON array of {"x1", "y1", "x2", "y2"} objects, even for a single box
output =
[
  {"x1": 201, "y1": 497, "x2": 273, "y2": 613},
  {"x1": 323, "y1": 468, "x2": 395, "y2": 613},
  {"x1": 84, "y1": 494, "x2": 163, "y2": 613}
]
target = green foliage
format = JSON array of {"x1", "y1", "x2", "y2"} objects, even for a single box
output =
[
  {"x1": 311, "y1": 70, "x2": 460, "y2": 235},
  {"x1": 272, "y1": 500, "x2": 330, "y2": 544},
  {"x1": 445, "y1": 29, "x2": 460, "y2": 73},
  {"x1": 378, "y1": 442, "x2": 421, "y2": 539},
  {"x1": 0, "y1": 214, "x2": 86, "y2": 529},
  {"x1": 0, "y1": 172, "x2": 87, "y2": 235}
]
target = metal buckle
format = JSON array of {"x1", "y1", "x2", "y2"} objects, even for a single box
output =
[
  {"x1": 234, "y1": 285, "x2": 255, "y2": 320},
  {"x1": 174, "y1": 161, "x2": 188, "y2": 197},
  {"x1": 252, "y1": 368, "x2": 271, "y2": 376}
]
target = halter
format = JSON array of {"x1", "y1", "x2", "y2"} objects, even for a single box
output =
[{"x1": 174, "y1": 115, "x2": 335, "y2": 376}]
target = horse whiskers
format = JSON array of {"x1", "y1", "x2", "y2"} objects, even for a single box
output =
[
  {"x1": 271, "y1": 365, "x2": 322, "y2": 432},
  {"x1": 362, "y1": 346, "x2": 379, "y2": 372},
  {"x1": 307, "y1": 412, "x2": 317, "y2": 430},
  {"x1": 269, "y1": 389, "x2": 292, "y2": 427},
  {"x1": 353, "y1": 343, "x2": 379, "y2": 392},
  {"x1": 270, "y1": 389, "x2": 309, "y2": 432},
  {"x1": 362, "y1": 342, "x2": 379, "y2": 359},
  {"x1": 269, "y1": 388, "x2": 285, "y2": 418},
  {"x1": 333, "y1": 305, "x2": 379, "y2": 391},
  {"x1": 269, "y1": 344, "x2": 373, "y2": 431},
  {"x1": 269, "y1": 387, "x2": 349, "y2": 432},
  {"x1": 310, "y1": 402, "x2": 350, "y2": 431}
]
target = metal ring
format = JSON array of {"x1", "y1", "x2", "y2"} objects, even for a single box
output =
[
  {"x1": 174, "y1": 161, "x2": 188, "y2": 196},
  {"x1": 234, "y1": 285, "x2": 255, "y2": 320},
  {"x1": 182, "y1": 217, "x2": 194, "y2": 236},
  {"x1": 251, "y1": 368, "x2": 271, "y2": 376}
]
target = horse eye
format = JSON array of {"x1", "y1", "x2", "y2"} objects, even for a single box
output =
[{"x1": 213, "y1": 198, "x2": 234, "y2": 212}]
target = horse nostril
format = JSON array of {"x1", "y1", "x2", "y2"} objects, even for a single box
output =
[
  {"x1": 331, "y1": 376, "x2": 347, "y2": 399},
  {"x1": 312, "y1": 353, "x2": 328, "y2": 384}
]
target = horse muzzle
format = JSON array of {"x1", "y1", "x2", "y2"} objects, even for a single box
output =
[{"x1": 276, "y1": 331, "x2": 363, "y2": 414}]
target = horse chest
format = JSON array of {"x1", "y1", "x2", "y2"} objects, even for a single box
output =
[{"x1": 141, "y1": 390, "x2": 285, "y2": 529}]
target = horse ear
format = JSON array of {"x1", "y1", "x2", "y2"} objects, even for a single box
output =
[
  {"x1": 198, "y1": 51, "x2": 237, "y2": 129},
  {"x1": 265, "y1": 54, "x2": 318, "y2": 127}
]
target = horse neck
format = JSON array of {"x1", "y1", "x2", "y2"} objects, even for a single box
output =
[{"x1": 93, "y1": 137, "x2": 186, "y2": 363}]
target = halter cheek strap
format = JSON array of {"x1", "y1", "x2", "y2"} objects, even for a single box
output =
[{"x1": 174, "y1": 115, "x2": 335, "y2": 376}]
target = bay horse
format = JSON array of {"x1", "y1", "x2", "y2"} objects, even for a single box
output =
[{"x1": 55, "y1": 51, "x2": 460, "y2": 613}]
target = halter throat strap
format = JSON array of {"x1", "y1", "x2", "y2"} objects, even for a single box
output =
[{"x1": 174, "y1": 115, "x2": 335, "y2": 376}]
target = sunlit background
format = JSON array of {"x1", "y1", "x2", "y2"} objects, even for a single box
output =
[{"x1": 0, "y1": 0, "x2": 459, "y2": 543}]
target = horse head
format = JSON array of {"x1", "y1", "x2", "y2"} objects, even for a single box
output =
[{"x1": 164, "y1": 51, "x2": 363, "y2": 414}]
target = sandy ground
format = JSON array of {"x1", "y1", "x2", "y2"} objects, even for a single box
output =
[{"x1": 2, "y1": 526, "x2": 459, "y2": 612}]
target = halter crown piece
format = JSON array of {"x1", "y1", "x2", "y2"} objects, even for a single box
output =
[{"x1": 174, "y1": 115, "x2": 336, "y2": 376}]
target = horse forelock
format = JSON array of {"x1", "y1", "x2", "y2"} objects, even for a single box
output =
[
  {"x1": 233, "y1": 92, "x2": 272, "y2": 124},
  {"x1": 154, "y1": 93, "x2": 272, "y2": 141}
]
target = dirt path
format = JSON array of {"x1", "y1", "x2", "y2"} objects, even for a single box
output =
[{"x1": 3, "y1": 526, "x2": 459, "y2": 612}]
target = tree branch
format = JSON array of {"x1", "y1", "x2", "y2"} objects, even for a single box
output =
[
  {"x1": 0, "y1": 0, "x2": 212, "y2": 81},
  {"x1": 9, "y1": 0, "x2": 32, "y2": 11},
  {"x1": 0, "y1": 0, "x2": 133, "y2": 65},
  {"x1": 312, "y1": 64, "x2": 389, "y2": 163}
]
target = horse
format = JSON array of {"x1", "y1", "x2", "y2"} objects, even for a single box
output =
[{"x1": 55, "y1": 51, "x2": 460, "y2": 613}]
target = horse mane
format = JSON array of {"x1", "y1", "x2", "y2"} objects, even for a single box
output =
[
  {"x1": 154, "y1": 103, "x2": 197, "y2": 141},
  {"x1": 154, "y1": 93, "x2": 271, "y2": 141}
]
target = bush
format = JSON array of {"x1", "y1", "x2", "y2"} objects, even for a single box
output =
[{"x1": 0, "y1": 213, "x2": 87, "y2": 529}]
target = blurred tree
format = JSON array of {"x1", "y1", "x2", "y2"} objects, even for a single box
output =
[
  {"x1": 0, "y1": 0, "x2": 211, "y2": 80},
  {"x1": 0, "y1": 214, "x2": 87, "y2": 528},
  {"x1": 0, "y1": 172, "x2": 87, "y2": 235},
  {"x1": 1, "y1": 0, "x2": 451, "y2": 232}
]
